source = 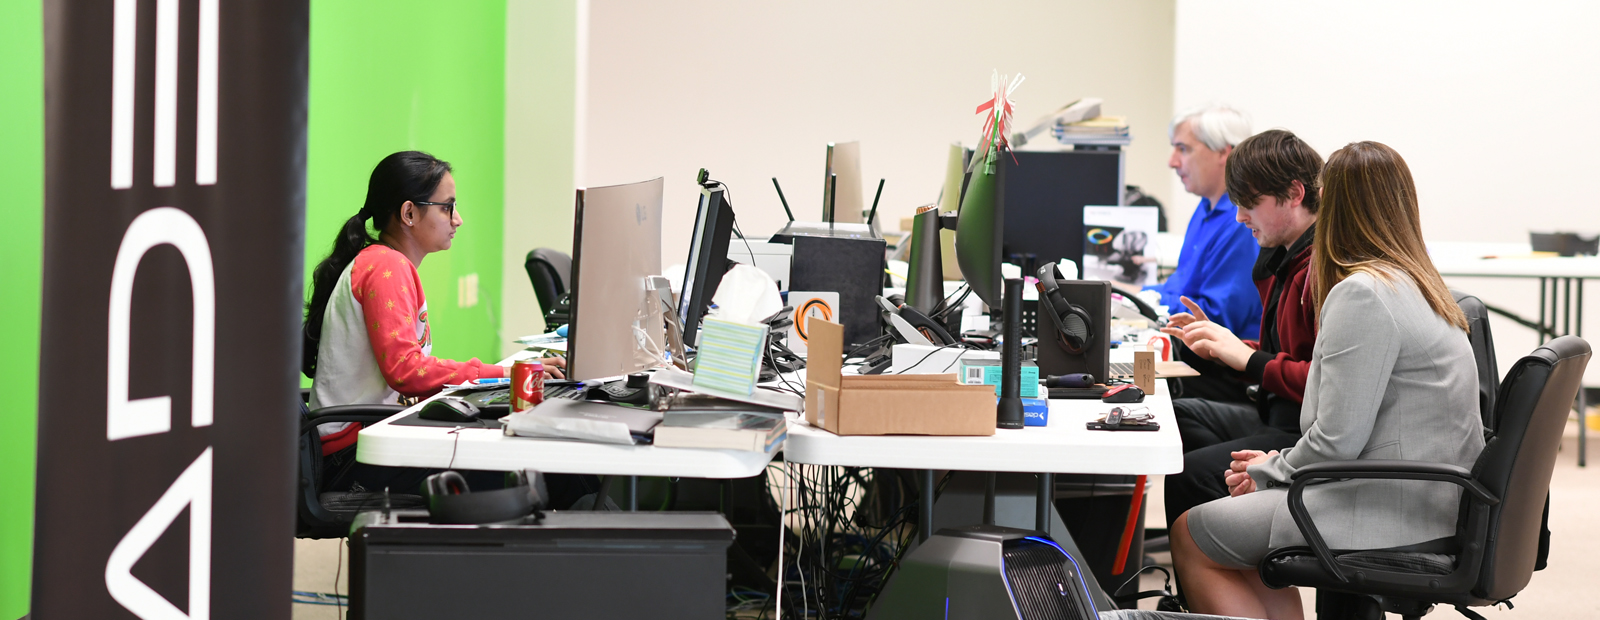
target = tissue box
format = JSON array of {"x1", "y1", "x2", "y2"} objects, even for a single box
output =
[
  {"x1": 959, "y1": 359, "x2": 1040, "y2": 397},
  {"x1": 804, "y1": 320, "x2": 997, "y2": 436}
]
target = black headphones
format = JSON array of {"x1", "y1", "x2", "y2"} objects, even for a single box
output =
[
  {"x1": 422, "y1": 470, "x2": 547, "y2": 524},
  {"x1": 1035, "y1": 264, "x2": 1094, "y2": 355}
]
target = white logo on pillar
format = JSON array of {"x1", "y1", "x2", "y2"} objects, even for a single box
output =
[
  {"x1": 104, "y1": 207, "x2": 216, "y2": 620},
  {"x1": 111, "y1": 0, "x2": 220, "y2": 189}
]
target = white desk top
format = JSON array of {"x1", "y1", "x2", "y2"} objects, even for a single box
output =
[
  {"x1": 1160, "y1": 234, "x2": 1600, "y2": 279},
  {"x1": 1428, "y1": 241, "x2": 1600, "y2": 279},
  {"x1": 782, "y1": 379, "x2": 1182, "y2": 475},
  {"x1": 355, "y1": 395, "x2": 778, "y2": 479}
]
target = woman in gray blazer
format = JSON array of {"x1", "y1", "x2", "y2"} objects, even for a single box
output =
[{"x1": 1169, "y1": 141, "x2": 1483, "y2": 619}]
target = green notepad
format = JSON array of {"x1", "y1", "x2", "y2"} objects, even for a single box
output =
[{"x1": 692, "y1": 318, "x2": 767, "y2": 396}]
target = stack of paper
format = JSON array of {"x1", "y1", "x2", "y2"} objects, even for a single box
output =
[{"x1": 1053, "y1": 116, "x2": 1131, "y2": 146}]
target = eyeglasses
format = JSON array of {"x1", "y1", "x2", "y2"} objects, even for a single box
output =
[{"x1": 414, "y1": 199, "x2": 457, "y2": 217}]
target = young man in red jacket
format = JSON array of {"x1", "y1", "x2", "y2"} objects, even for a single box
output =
[{"x1": 1159, "y1": 129, "x2": 1322, "y2": 533}]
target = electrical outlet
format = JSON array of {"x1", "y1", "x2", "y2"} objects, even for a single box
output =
[{"x1": 457, "y1": 273, "x2": 479, "y2": 308}]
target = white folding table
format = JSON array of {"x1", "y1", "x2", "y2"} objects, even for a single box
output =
[
  {"x1": 355, "y1": 388, "x2": 781, "y2": 509},
  {"x1": 1429, "y1": 241, "x2": 1599, "y2": 465},
  {"x1": 784, "y1": 343, "x2": 1183, "y2": 541}
]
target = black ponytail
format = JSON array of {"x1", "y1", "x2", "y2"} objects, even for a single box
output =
[{"x1": 303, "y1": 151, "x2": 452, "y2": 377}]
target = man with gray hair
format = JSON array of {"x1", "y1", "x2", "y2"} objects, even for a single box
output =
[{"x1": 1145, "y1": 106, "x2": 1263, "y2": 356}]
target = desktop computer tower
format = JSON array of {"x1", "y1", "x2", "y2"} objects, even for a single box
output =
[
  {"x1": 347, "y1": 510, "x2": 734, "y2": 620},
  {"x1": 868, "y1": 524, "x2": 1100, "y2": 620}
]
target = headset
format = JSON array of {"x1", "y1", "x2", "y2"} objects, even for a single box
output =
[
  {"x1": 1035, "y1": 263, "x2": 1095, "y2": 355},
  {"x1": 422, "y1": 469, "x2": 547, "y2": 525}
]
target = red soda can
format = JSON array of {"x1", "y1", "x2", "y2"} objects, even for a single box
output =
[{"x1": 511, "y1": 359, "x2": 545, "y2": 412}]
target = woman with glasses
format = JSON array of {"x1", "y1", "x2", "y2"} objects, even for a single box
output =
[{"x1": 301, "y1": 151, "x2": 568, "y2": 494}]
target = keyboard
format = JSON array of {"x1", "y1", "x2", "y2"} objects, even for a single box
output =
[{"x1": 545, "y1": 382, "x2": 585, "y2": 401}]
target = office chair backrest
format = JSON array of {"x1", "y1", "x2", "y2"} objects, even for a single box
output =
[
  {"x1": 1452, "y1": 290, "x2": 1500, "y2": 430},
  {"x1": 525, "y1": 248, "x2": 572, "y2": 312},
  {"x1": 1472, "y1": 336, "x2": 1588, "y2": 600}
]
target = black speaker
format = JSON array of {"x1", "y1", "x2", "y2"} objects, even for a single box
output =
[
  {"x1": 1035, "y1": 280, "x2": 1110, "y2": 381},
  {"x1": 789, "y1": 235, "x2": 887, "y2": 347}
]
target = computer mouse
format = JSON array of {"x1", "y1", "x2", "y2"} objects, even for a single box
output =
[
  {"x1": 419, "y1": 397, "x2": 483, "y2": 423},
  {"x1": 1101, "y1": 384, "x2": 1145, "y2": 403}
]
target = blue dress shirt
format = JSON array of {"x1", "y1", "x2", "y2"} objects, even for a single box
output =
[{"x1": 1145, "y1": 193, "x2": 1262, "y2": 340}]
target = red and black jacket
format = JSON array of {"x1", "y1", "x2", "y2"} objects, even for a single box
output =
[{"x1": 1242, "y1": 225, "x2": 1316, "y2": 406}]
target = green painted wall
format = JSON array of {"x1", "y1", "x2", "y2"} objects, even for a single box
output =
[
  {"x1": 0, "y1": 0, "x2": 42, "y2": 614},
  {"x1": 307, "y1": 0, "x2": 507, "y2": 374}
]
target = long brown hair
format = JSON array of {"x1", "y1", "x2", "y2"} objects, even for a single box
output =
[{"x1": 1313, "y1": 141, "x2": 1468, "y2": 332}]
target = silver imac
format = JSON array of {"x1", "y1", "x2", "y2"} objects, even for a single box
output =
[{"x1": 566, "y1": 177, "x2": 664, "y2": 380}]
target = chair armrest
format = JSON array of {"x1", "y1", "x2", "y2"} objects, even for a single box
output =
[
  {"x1": 1284, "y1": 459, "x2": 1499, "y2": 583},
  {"x1": 301, "y1": 404, "x2": 408, "y2": 435}
]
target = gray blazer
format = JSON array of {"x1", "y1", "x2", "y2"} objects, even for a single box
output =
[{"x1": 1249, "y1": 269, "x2": 1484, "y2": 551}]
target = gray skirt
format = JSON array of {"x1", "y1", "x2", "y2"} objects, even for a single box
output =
[{"x1": 1185, "y1": 487, "x2": 1306, "y2": 570}]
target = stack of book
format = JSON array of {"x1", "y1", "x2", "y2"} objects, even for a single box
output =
[
  {"x1": 651, "y1": 392, "x2": 788, "y2": 453},
  {"x1": 1053, "y1": 116, "x2": 1132, "y2": 147},
  {"x1": 653, "y1": 411, "x2": 786, "y2": 453}
]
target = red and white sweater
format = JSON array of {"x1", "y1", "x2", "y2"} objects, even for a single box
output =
[{"x1": 309, "y1": 244, "x2": 504, "y2": 454}]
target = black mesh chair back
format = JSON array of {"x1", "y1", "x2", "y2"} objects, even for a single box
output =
[
  {"x1": 1451, "y1": 290, "x2": 1500, "y2": 429},
  {"x1": 524, "y1": 248, "x2": 572, "y2": 313}
]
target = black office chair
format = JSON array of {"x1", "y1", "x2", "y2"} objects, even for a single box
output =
[
  {"x1": 1453, "y1": 290, "x2": 1500, "y2": 428},
  {"x1": 525, "y1": 248, "x2": 572, "y2": 328},
  {"x1": 296, "y1": 395, "x2": 421, "y2": 539},
  {"x1": 1258, "y1": 336, "x2": 1591, "y2": 620}
]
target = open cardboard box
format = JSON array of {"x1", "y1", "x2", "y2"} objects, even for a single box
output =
[{"x1": 804, "y1": 319, "x2": 997, "y2": 436}]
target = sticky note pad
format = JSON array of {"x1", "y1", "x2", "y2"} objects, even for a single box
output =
[{"x1": 692, "y1": 318, "x2": 767, "y2": 396}]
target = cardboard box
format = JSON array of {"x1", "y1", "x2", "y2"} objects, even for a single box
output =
[{"x1": 804, "y1": 319, "x2": 997, "y2": 436}]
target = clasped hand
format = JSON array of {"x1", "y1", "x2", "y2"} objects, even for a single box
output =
[
  {"x1": 1159, "y1": 296, "x2": 1253, "y2": 371},
  {"x1": 1225, "y1": 450, "x2": 1277, "y2": 496}
]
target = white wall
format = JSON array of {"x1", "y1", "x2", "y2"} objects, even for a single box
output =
[
  {"x1": 1175, "y1": 0, "x2": 1600, "y2": 379},
  {"x1": 585, "y1": 0, "x2": 1177, "y2": 271},
  {"x1": 501, "y1": 0, "x2": 579, "y2": 355}
]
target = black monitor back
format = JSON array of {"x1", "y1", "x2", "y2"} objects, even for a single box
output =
[
  {"x1": 679, "y1": 185, "x2": 735, "y2": 347},
  {"x1": 998, "y1": 150, "x2": 1122, "y2": 270}
]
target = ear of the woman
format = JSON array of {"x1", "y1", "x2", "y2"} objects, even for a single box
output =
[{"x1": 400, "y1": 201, "x2": 416, "y2": 226}]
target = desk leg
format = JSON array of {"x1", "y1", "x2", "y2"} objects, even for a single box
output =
[
  {"x1": 919, "y1": 469, "x2": 934, "y2": 543},
  {"x1": 983, "y1": 472, "x2": 997, "y2": 525},
  {"x1": 1580, "y1": 279, "x2": 1587, "y2": 468},
  {"x1": 1540, "y1": 278, "x2": 1548, "y2": 341},
  {"x1": 627, "y1": 476, "x2": 638, "y2": 511},
  {"x1": 1036, "y1": 472, "x2": 1054, "y2": 533}
]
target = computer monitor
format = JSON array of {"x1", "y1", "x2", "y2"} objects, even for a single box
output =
[
  {"x1": 999, "y1": 149, "x2": 1123, "y2": 271},
  {"x1": 955, "y1": 148, "x2": 1123, "y2": 308},
  {"x1": 567, "y1": 177, "x2": 664, "y2": 381},
  {"x1": 678, "y1": 184, "x2": 736, "y2": 348}
]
